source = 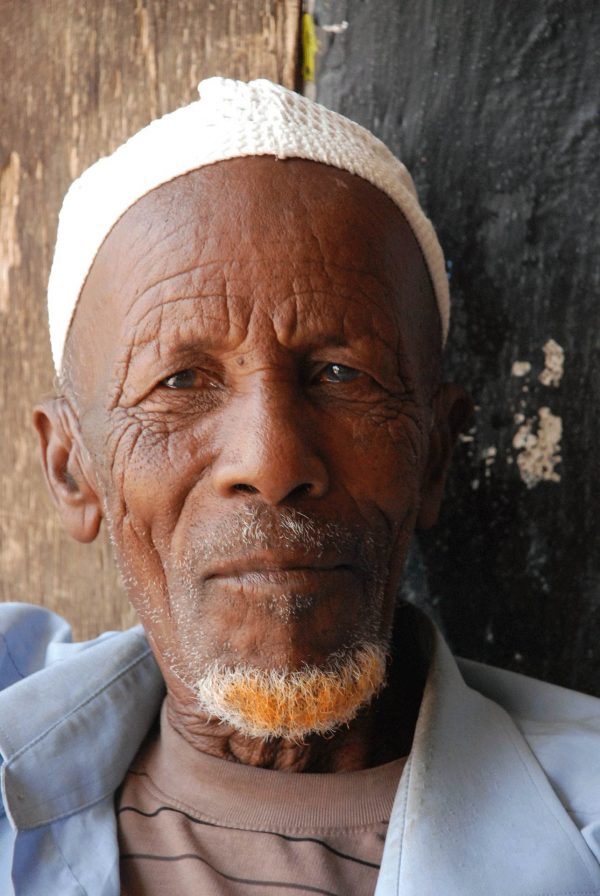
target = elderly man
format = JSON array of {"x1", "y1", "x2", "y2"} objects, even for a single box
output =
[{"x1": 1, "y1": 78, "x2": 599, "y2": 896}]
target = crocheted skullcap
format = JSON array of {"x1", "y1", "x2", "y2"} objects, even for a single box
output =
[{"x1": 47, "y1": 77, "x2": 449, "y2": 373}]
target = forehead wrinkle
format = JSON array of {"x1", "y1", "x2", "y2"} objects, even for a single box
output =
[
  {"x1": 115, "y1": 191, "x2": 228, "y2": 282},
  {"x1": 259, "y1": 260, "x2": 399, "y2": 349},
  {"x1": 124, "y1": 298, "x2": 248, "y2": 369},
  {"x1": 113, "y1": 247, "x2": 399, "y2": 334},
  {"x1": 304, "y1": 261, "x2": 399, "y2": 328},
  {"x1": 114, "y1": 257, "x2": 237, "y2": 325},
  {"x1": 116, "y1": 263, "x2": 243, "y2": 355},
  {"x1": 268, "y1": 282, "x2": 400, "y2": 355}
]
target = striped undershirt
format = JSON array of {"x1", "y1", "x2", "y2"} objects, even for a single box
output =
[{"x1": 117, "y1": 701, "x2": 406, "y2": 895}]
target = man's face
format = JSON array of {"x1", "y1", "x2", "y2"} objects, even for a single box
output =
[{"x1": 64, "y1": 157, "x2": 443, "y2": 734}]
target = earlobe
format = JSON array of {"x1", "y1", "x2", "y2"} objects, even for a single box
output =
[
  {"x1": 33, "y1": 397, "x2": 102, "y2": 543},
  {"x1": 417, "y1": 383, "x2": 473, "y2": 530}
]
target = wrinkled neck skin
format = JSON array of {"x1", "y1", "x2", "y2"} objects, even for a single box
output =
[{"x1": 163, "y1": 605, "x2": 429, "y2": 773}]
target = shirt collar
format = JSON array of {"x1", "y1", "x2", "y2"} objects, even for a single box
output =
[
  {"x1": 376, "y1": 626, "x2": 600, "y2": 895},
  {"x1": 0, "y1": 625, "x2": 164, "y2": 829}
]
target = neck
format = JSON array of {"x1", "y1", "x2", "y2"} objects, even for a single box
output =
[{"x1": 165, "y1": 605, "x2": 430, "y2": 773}]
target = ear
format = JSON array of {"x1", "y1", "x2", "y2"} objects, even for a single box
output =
[
  {"x1": 33, "y1": 397, "x2": 103, "y2": 543},
  {"x1": 417, "y1": 383, "x2": 473, "y2": 530}
]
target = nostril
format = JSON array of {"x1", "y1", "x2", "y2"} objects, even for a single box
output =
[
  {"x1": 289, "y1": 482, "x2": 312, "y2": 499},
  {"x1": 232, "y1": 483, "x2": 259, "y2": 494}
]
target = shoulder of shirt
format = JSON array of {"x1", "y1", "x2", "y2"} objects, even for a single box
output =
[
  {"x1": 458, "y1": 655, "x2": 600, "y2": 830},
  {"x1": 0, "y1": 601, "x2": 88, "y2": 687},
  {"x1": 0, "y1": 604, "x2": 165, "y2": 895},
  {"x1": 0, "y1": 601, "x2": 147, "y2": 686},
  {"x1": 0, "y1": 602, "x2": 165, "y2": 834}
]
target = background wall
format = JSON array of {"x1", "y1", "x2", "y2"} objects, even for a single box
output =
[
  {"x1": 313, "y1": 0, "x2": 600, "y2": 693},
  {"x1": 1, "y1": 1, "x2": 598, "y2": 693},
  {"x1": 0, "y1": 0, "x2": 300, "y2": 637}
]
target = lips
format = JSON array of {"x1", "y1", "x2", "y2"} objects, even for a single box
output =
[
  {"x1": 204, "y1": 553, "x2": 354, "y2": 590},
  {"x1": 204, "y1": 553, "x2": 352, "y2": 583}
]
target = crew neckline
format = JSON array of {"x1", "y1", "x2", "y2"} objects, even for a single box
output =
[{"x1": 130, "y1": 700, "x2": 406, "y2": 833}]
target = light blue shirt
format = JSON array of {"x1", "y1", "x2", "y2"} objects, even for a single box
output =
[{"x1": 0, "y1": 602, "x2": 599, "y2": 895}]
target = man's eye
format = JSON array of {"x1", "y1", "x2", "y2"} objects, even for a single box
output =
[
  {"x1": 160, "y1": 369, "x2": 201, "y2": 389},
  {"x1": 318, "y1": 363, "x2": 362, "y2": 384}
]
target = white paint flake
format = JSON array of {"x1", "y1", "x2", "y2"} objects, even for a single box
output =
[
  {"x1": 482, "y1": 446, "x2": 497, "y2": 466},
  {"x1": 538, "y1": 338, "x2": 564, "y2": 387},
  {"x1": 511, "y1": 360, "x2": 531, "y2": 377},
  {"x1": 481, "y1": 445, "x2": 497, "y2": 478},
  {"x1": 512, "y1": 406, "x2": 562, "y2": 488},
  {"x1": 321, "y1": 20, "x2": 349, "y2": 33}
]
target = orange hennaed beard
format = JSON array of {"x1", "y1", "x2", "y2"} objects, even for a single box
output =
[{"x1": 195, "y1": 643, "x2": 387, "y2": 740}]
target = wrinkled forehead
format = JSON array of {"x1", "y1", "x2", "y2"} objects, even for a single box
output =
[
  {"x1": 64, "y1": 158, "x2": 440, "y2": 397},
  {"x1": 89, "y1": 158, "x2": 427, "y2": 285}
]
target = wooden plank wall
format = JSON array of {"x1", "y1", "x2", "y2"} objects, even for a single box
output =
[
  {"x1": 314, "y1": 0, "x2": 600, "y2": 693},
  {"x1": 0, "y1": 0, "x2": 300, "y2": 639}
]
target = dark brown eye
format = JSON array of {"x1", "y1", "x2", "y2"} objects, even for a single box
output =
[
  {"x1": 319, "y1": 363, "x2": 361, "y2": 383},
  {"x1": 161, "y1": 369, "x2": 198, "y2": 389}
]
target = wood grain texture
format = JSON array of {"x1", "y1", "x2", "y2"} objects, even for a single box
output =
[
  {"x1": 0, "y1": 0, "x2": 300, "y2": 640},
  {"x1": 314, "y1": 0, "x2": 600, "y2": 692}
]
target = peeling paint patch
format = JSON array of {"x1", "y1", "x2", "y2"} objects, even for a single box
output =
[
  {"x1": 482, "y1": 446, "x2": 497, "y2": 466},
  {"x1": 512, "y1": 407, "x2": 562, "y2": 488},
  {"x1": 481, "y1": 445, "x2": 497, "y2": 478},
  {"x1": 511, "y1": 360, "x2": 531, "y2": 377},
  {"x1": 0, "y1": 151, "x2": 21, "y2": 314},
  {"x1": 321, "y1": 20, "x2": 349, "y2": 33},
  {"x1": 538, "y1": 338, "x2": 564, "y2": 387}
]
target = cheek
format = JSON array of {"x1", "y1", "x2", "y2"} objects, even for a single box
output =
[
  {"x1": 334, "y1": 408, "x2": 430, "y2": 520},
  {"x1": 98, "y1": 411, "x2": 217, "y2": 615},
  {"x1": 106, "y1": 410, "x2": 214, "y2": 534}
]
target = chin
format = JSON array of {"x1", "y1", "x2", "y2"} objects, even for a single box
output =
[{"x1": 193, "y1": 641, "x2": 388, "y2": 741}]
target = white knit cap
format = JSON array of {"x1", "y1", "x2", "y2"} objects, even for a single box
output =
[{"x1": 48, "y1": 77, "x2": 449, "y2": 373}]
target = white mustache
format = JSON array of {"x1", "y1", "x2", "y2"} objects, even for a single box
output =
[{"x1": 173, "y1": 504, "x2": 385, "y2": 575}]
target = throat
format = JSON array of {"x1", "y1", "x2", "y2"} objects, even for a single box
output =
[{"x1": 165, "y1": 693, "x2": 384, "y2": 772}]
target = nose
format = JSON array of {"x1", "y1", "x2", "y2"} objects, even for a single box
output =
[{"x1": 211, "y1": 384, "x2": 329, "y2": 505}]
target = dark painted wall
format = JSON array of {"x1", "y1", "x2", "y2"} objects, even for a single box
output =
[{"x1": 314, "y1": 0, "x2": 600, "y2": 692}]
